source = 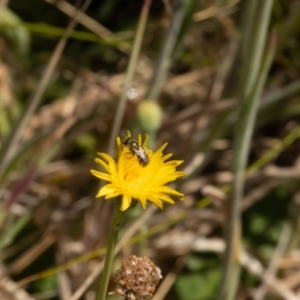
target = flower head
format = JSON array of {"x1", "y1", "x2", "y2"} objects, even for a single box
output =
[
  {"x1": 115, "y1": 255, "x2": 162, "y2": 300},
  {"x1": 91, "y1": 131, "x2": 186, "y2": 211}
]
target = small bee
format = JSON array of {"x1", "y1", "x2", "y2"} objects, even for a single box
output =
[{"x1": 123, "y1": 137, "x2": 149, "y2": 166}]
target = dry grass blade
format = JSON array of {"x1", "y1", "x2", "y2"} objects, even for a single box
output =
[
  {"x1": 0, "y1": 267, "x2": 34, "y2": 300},
  {"x1": 254, "y1": 224, "x2": 291, "y2": 300}
]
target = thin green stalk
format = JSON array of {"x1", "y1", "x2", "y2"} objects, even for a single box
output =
[
  {"x1": 261, "y1": 78, "x2": 300, "y2": 108},
  {"x1": 218, "y1": 1, "x2": 274, "y2": 300},
  {"x1": 229, "y1": 34, "x2": 275, "y2": 300},
  {"x1": 22, "y1": 21, "x2": 129, "y2": 46},
  {"x1": 107, "y1": 0, "x2": 151, "y2": 155},
  {"x1": 0, "y1": 212, "x2": 31, "y2": 250},
  {"x1": 96, "y1": 202, "x2": 125, "y2": 300},
  {"x1": 146, "y1": 0, "x2": 186, "y2": 100},
  {"x1": 246, "y1": 124, "x2": 300, "y2": 177}
]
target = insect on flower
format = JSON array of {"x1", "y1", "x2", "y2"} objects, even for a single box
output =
[
  {"x1": 91, "y1": 131, "x2": 186, "y2": 211},
  {"x1": 123, "y1": 137, "x2": 149, "y2": 166}
]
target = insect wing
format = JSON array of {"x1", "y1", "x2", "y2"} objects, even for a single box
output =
[
  {"x1": 135, "y1": 146, "x2": 149, "y2": 166},
  {"x1": 135, "y1": 147, "x2": 147, "y2": 160}
]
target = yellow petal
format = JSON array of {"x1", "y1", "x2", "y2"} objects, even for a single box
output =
[
  {"x1": 105, "y1": 191, "x2": 122, "y2": 199},
  {"x1": 116, "y1": 136, "x2": 122, "y2": 158},
  {"x1": 155, "y1": 186, "x2": 184, "y2": 198},
  {"x1": 155, "y1": 143, "x2": 168, "y2": 154},
  {"x1": 147, "y1": 196, "x2": 163, "y2": 209},
  {"x1": 96, "y1": 184, "x2": 118, "y2": 197},
  {"x1": 90, "y1": 170, "x2": 111, "y2": 182},
  {"x1": 120, "y1": 194, "x2": 132, "y2": 211},
  {"x1": 138, "y1": 196, "x2": 147, "y2": 209},
  {"x1": 164, "y1": 160, "x2": 184, "y2": 167},
  {"x1": 98, "y1": 153, "x2": 118, "y2": 170},
  {"x1": 174, "y1": 171, "x2": 187, "y2": 178},
  {"x1": 162, "y1": 153, "x2": 173, "y2": 161},
  {"x1": 126, "y1": 130, "x2": 131, "y2": 138},
  {"x1": 157, "y1": 193, "x2": 175, "y2": 204},
  {"x1": 95, "y1": 158, "x2": 111, "y2": 174},
  {"x1": 142, "y1": 133, "x2": 149, "y2": 148}
]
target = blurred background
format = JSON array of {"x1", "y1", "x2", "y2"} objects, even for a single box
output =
[{"x1": 1, "y1": 0, "x2": 300, "y2": 299}]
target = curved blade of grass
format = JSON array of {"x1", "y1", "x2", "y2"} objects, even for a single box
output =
[
  {"x1": 22, "y1": 22, "x2": 130, "y2": 46},
  {"x1": 0, "y1": 0, "x2": 91, "y2": 181},
  {"x1": 0, "y1": 129, "x2": 59, "y2": 183},
  {"x1": 261, "y1": 78, "x2": 300, "y2": 108},
  {"x1": 246, "y1": 123, "x2": 300, "y2": 177},
  {"x1": 218, "y1": 1, "x2": 274, "y2": 299},
  {"x1": 146, "y1": 0, "x2": 186, "y2": 100},
  {"x1": 0, "y1": 212, "x2": 31, "y2": 250}
]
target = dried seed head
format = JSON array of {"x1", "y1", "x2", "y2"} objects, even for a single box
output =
[{"x1": 115, "y1": 255, "x2": 162, "y2": 300}]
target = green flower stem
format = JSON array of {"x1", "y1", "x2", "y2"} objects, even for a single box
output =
[{"x1": 96, "y1": 202, "x2": 125, "y2": 300}]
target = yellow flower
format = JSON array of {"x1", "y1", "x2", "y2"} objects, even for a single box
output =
[{"x1": 91, "y1": 131, "x2": 186, "y2": 211}]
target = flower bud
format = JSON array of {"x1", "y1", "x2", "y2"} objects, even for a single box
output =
[{"x1": 137, "y1": 100, "x2": 162, "y2": 132}]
